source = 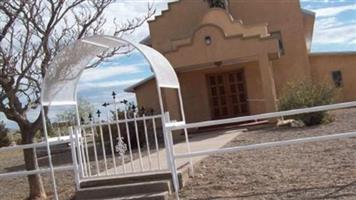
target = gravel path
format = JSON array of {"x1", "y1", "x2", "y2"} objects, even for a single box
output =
[{"x1": 178, "y1": 108, "x2": 356, "y2": 200}]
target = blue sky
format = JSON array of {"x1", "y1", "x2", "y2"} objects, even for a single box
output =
[
  {"x1": 301, "y1": 0, "x2": 356, "y2": 52},
  {"x1": 2, "y1": 0, "x2": 356, "y2": 129}
]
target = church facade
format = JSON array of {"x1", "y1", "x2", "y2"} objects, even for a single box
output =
[{"x1": 125, "y1": 0, "x2": 356, "y2": 123}]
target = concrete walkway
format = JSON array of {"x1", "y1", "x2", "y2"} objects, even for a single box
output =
[{"x1": 102, "y1": 128, "x2": 244, "y2": 176}]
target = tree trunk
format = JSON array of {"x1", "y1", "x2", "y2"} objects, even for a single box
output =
[{"x1": 22, "y1": 130, "x2": 47, "y2": 200}]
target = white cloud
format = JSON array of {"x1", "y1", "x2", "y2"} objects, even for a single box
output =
[
  {"x1": 80, "y1": 64, "x2": 145, "y2": 82},
  {"x1": 312, "y1": 4, "x2": 356, "y2": 18},
  {"x1": 101, "y1": 0, "x2": 172, "y2": 42},
  {"x1": 313, "y1": 17, "x2": 356, "y2": 44}
]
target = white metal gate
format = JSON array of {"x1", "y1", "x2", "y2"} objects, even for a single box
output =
[{"x1": 71, "y1": 112, "x2": 170, "y2": 182}]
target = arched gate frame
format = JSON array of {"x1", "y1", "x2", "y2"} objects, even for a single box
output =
[{"x1": 40, "y1": 36, "x2": 188, "y2": 199}]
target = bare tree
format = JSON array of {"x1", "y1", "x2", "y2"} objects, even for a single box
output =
[{"x1": 0, "y1": 0, "x2": 154, "y2": 199}]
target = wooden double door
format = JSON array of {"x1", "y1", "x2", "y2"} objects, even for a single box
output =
[{"x1": 207, "y1": 69, "x2": 249, "y2": 119}]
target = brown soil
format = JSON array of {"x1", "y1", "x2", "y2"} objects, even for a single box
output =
[{"x1": 178, "y1": 108, "x2": 356, "y2": 200}]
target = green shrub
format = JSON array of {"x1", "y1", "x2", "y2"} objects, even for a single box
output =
[{"x1": 278, "y1": 81, "x2": 337, "y2": 126}]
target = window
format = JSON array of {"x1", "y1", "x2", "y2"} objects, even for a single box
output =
[
  {"x1": 271, "y1": 31, "x2": 285, "y2": 55},
  {"x1": 331, "y1": 70, "x2": 343, "y2": 87}
]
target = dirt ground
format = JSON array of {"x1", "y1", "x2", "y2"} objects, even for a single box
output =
[
  {"x1": 178, "y1": 108, "x2": 356, "y2": 200},
  {"x1": 2, "y1": 108, "x2": 356, "y2": 199},
  {"x1": 0, "y1": 148, "x2": 76, "y2": 200},
  {"x1": 0, "y1": 132, "x2": 161, "y2": 200}
]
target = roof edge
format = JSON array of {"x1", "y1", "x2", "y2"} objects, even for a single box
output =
[
  {"x1": 309, "y1": 51, "x2": 356, "y2": 56},
  {"x1": 301, "y1": 8, "x2": 315, "y2": 16},
  {"x1": 124, "y1": 75, "x2": 155, "y2": 92}
]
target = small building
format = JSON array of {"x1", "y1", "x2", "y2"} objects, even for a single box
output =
[{"x1": 125, "y1": 0, "x2": 356, "y2": 123}]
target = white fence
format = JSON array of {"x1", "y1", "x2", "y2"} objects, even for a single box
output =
[
  {"x1": 2, "y1": 101, "x2": 356, "y2": 200},
  {"x1": 73, "y1": 112, "x2": 168, "y2": 180},
  {"x1": 0, "y1": 137, "x2": 75, "y2": 200},
  {"x1": 164, "y1": 101, "x2": 356, "y2": 199}
]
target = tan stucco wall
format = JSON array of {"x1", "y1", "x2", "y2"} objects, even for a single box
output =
[
  {"x1": 150, "y1": 0, "x2": 312, "y2": 95},
  {"x1": 228, "y1": 0, "x2": 312, "y2": 96},
  {"x1": 148, "y1": 0, "x2": 210, "y2": 52},
  {"x1": 164, "y1": 25, "x2": 279, "y2": 69},
  {"x1": 310, "y1": 54, "x2": 356, "y2": 102},
  {"x1": 134, "y1": 79, "x2": 160, "y2": 114},
  {"x1": 132, "y1": 0, "x2": 328, "y2": 123},
  {"x1": 134, "y1": 61, "x2": 266, "y2": 123},
  {"x1": 302, "y1": 11, "x2": 315, "y2": 52}
]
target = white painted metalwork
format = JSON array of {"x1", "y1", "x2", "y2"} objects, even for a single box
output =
[
  {"x1": 106, "y1": 110, "x2": 118, "y2": 174},
  {"x1": 134, "y1": 112, "x2": 144, "y2": 172},
  {"x1": 175, "y1": 131, "x2": 356, "y2": 159},
  {"x1": 143, "y1": 114, "x2": 153, "y2": 170},
  {"x1": 41, "y1": 35, "x2": 180, "y2": 106},
  {"x1": 97, "y1": 117, "x2": 108, "y2": 175},
  {"x1": 166, "y1": 101, "x2": 356, "y2": 130},
  {"x1": 89, "y1": 120, "x2": 100, "y2": 175},
  {"x1": 0, "y1": 165, "x2": 74, "y2": 178},
  {"x1": 38, "y1": 35, "x2": 186, "y2": 199},
  {"x1": 113, "y1": 99, "x2": 126, "y2": 174},
  {"x1": 0, "y1": 139, "x2": 70, "y2": 153},
  {"x1": 74, "y1": 105, "x2": 168, "y2": 179},
  {"x1": 124, "y1": 111, "x2": 135, "y2": 172}
]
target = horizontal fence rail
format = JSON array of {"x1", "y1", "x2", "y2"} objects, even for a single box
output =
[
  {"x1": 166, "y1": 101, "x2": 356, "y2": 131},
  {"x1": 164, "y1": 101, "x2": 356, "y2": 200},
  {"x1": 0, "y1": 139, "x2": 71, "y2": 153},
  {"x1": 77, "y1": 114, "x2": 162, "y2": 129},
  {"x1": 0, "y1": 165, "x2": 74, "y2": 178},
  {"x1": 175, "y1": 131, "x2": 356, "y2": 159}
]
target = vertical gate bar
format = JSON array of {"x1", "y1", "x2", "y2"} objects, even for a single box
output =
[
  {"x1": 98, "y1": 118, "x2": 108, "y2": 175},
  {"x1": 106, "y1": 110, "x2": 117, "y2": 174},
  {"x1": 156, "y1": 86, "x2": 179, "y2": 199},
  {"x1": 134, "y1": 112, "x2": 144, "y2": 171},
  {"x1": 124, "y1": 111, "x2": 135, "y2": 172},
  {"x1": 74, "y1": 127, "x2": 85, "y2": 178},
  {"x1": 177, "y1": 88, "x2": 194, "y2": 176},
  {"x1": 152, "y1": 117, "x2": 161, "y2": 169},
  {"x1": 41, "y1": 104, "x2": 58, "y2": 200},
  {"x1": 143, "y1": 114, "x2": 152, "y2": 170},
  {"x1": 75, "y1": 104, "x2": 87, "y2": 177},
  {"x1": 90, "y1": 121, "x2": 100, "y2": 176},
  {"x1": 113, "y1": 100, "x2": 126, "y2": 174},
  {"x1": 80, "y1": 129, "x2": 89, "y2": 177},
  {"x1": 57, "y1": 127, "x2": 61, "y2": 138},
  {"x1": 164, "y1": 112, "x2": 180, "y2": 199},
  {"x1": 69, "y1": 127, "x2": 80, "y2": 190},
  {"x1": 82, "y1": 128, "x2": 92, "y2": 176}
]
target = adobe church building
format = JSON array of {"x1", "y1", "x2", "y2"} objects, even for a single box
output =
[{"x1": 125, "y1": 0, "x2": 356, "y2": 123}]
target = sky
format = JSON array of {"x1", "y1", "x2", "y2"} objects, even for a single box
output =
[{"x1": 2, "y1": 0, "x2": 356, "y2": 129}]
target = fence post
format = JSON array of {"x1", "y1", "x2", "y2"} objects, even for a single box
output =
[
  {"x1": 69, "y1": 127, "x2": 81, "y2": 191},
  {"x1": 134, "y1": 112, "x2": 144, "y2": 171},
  {"x1": 163, "y1": 112, "x2": 180, "y2": 200},
  {"x1": 74, "y1": 127, "x2": 85, "y2": 178}
]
